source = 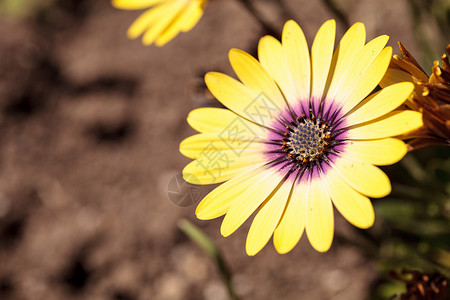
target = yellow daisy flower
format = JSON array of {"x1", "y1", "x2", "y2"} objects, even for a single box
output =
[
  {"x1": 180, "y1": 20, "x2": 423, "y2": 255},
  {"x1": 112, "y1": 0, "x2": 207, "y2": 46}
]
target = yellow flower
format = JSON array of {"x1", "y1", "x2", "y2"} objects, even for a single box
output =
[
  {"x1": 112, "y1": 0, "x2": 207, "y2": 46},
  {"x1": 180, "y1": 20, "x2": 423, "y2": 255}
]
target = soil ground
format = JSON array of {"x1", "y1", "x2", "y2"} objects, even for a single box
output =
[{"x1": 0, "y1": 1, "x2": 419, "y2": 299}]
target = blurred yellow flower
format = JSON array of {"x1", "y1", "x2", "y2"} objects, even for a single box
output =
[
  {"x1": 112, "y1": 0, "x2": 207, "y2": 46},
  {"x1": 180, "y1": 20, "x2": 422, "y2": 255}
]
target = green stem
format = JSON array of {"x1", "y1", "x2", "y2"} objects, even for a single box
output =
[{"x1": 178, "y1": 219, "x2": 240, "y2": 300}]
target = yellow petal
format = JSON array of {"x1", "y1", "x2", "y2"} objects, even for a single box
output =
[
  {"x1": 246, "y1": 180, "x2": 292, "y2": 256},
  {"x1": 258, "y1": 36, "x2": 297, "y2": 106},
  {"x1": 282, "y1": 20, "x2": 311, "y2": 101},
  {"x1": 331, "y1": 155, "x2": 391, "y2": 198},
  {"x1": 341, "y1": 47, "x2": 393, "y2": 114},
  {"x1": 182, "y1": 151, "x2": 266, "y2": 184},
  {"x1": 195, "y1": 166, "x2": 268, "y2": 220},
  {"x1": 345, "y1": 82, "x2": 414, "y2": 126},
  {"x1": 310, "y1": 20, "x2": 336, "y2": 100},
  {"x1": 392, "y1": 54, "x2": 428, "y2": 82},
  {"x1": 180, "y1": 1, "x2": 204, "y2": 32},
  {"x1": 220, "y1": 169, "x2": 287, "y2": 237},
  {"x1": 141, "y1": 2, "x2": 185, "y2": 45},
  {"x1": 348, "y1": 110, "x2": 423, "y2": 140},
  {"x1": 187, "y1": 108, "x2": 266, "y2": 136},
  {"x1": 180, "y1": 134, "x2": 264, "y2": 159},
  {"x1": 229, "y1": 49, "x2": 287, "y2": 113},
  {"x1": 205, "y1": 72, "x2": 280, "y2": 127},
  {"x1": 331, "y1": 35, "x2": 389, "y2": 105},
  {"x1": 379, "y1": 68, "x2": 421, "y2": 110},
  {"x1": 305, "y1": 177, "x2": 334, "y2": 252},
  {"x1": 155, "y1": 1, "x2": 203, "y2": 46},
  {"x1": 323, "y1": 169, "x2": 374, "y2": 229},
  {"x1": 343, "y1": 138, "x2": 407, "y2": 166},
  {"x1": 126, "y1": 7, "x2": 162, "y2": 39},
  {"x1": 324, "y1": 22, "x2": 366, "y2": 100},
  {"x1": 112, "y1": 0, "x2": 164, "y2": 10},
  {"x1": 273, "y1": 180, "x2": 307, "y2": 254},
  {"x1": 379, "y1": 67, "x2": 414, "y2": 88}
]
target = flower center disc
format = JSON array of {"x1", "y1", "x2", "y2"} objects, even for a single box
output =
[{"x1": 283, "y1": 116, "x2": 332, "y2": 164}]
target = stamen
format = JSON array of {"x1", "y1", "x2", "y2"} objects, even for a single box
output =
[{"x1": 281, "y1": 114, "x2": 333, "y2": 166}]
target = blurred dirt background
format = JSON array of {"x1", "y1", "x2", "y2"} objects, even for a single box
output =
[{"x1": 0, "y1": 0, "x2": 435, "y2": 299}]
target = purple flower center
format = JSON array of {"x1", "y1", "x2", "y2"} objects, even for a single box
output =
[
  {"x1": 264, "y1": 100, "x2": 349, "y2": 179},
  {"x1": 282, "y1": 115, "x2": 332, "y2": 164}
]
